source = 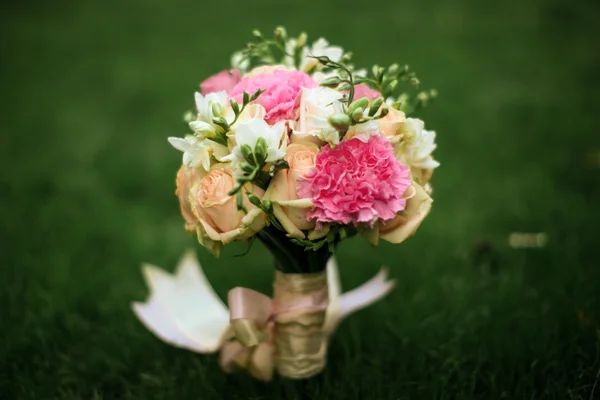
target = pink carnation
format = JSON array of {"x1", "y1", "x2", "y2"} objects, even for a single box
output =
[
  {"x1": 297, "y1": 135, "x2": 412, "y2": 227},
  {"x1": 200, "y1": 69, "x2": 241, "y2": 95},
  {"x1": 352, "y1": 84, "x2": 382, "y2": 101},
  {"x1": 229, "y1": 70, "x2": 317, "y2": 124}
]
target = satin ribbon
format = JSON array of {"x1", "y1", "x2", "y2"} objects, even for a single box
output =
[
  {"x1": 132, "y1": 251, "x2": 395, "y2": 382},
  {"x1": 219, "y1": 282, "x2": 329, "y2": 381}
]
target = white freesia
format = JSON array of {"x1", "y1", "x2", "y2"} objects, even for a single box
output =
[
  {"x1": 301, "y1": 38, "x2": 343, "y2": 72},
  {"x1": 188, "y1": 120, "x2": 217, "y2": 140},
  {"x1": 346, "y1": 119, "x2": 381, "y2": 143},
  {"x1": 222, "y1": 118, "x2": 286, "y2": 166},
  {"x1": 168, "y1": 136, "x2": 228, "y2": 170},
  {"x1": 395, "y1": 118, "x2": 440, "y2": 169},
  {"x1": 195, "y1": 91, "x2": 228, "y2": 123},
  {"x1": 297, "y1": 86, "x2": 344, "y2": 145}
]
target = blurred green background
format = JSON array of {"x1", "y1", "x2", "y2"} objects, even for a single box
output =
[{"x1": 2, "y1": 0, "x2": 600, "y2": 398}]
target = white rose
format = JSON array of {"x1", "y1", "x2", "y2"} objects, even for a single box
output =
[
  {"x1": 297, "y1": 87, "x2": 343, "y2": 145},
  {"x1": 395, "y1": 118, "x2": 440, "y2": 170}
]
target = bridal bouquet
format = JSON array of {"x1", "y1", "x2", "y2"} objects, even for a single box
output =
[{"x1": 134, "y1": 27, "x2": 439, "y2": 381}]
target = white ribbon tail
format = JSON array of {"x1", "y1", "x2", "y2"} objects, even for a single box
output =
[
  {"x1": 131, "y1": 250, "x2": 230, "y2": 353},
  {"x1": 325, "y1": 262, "x2": 395, "y2": 334}
]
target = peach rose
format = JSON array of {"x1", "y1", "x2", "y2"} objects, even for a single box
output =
[
  {"x1": 378, "y1": 183, "x2": 432, "y2": 243},
  {"x1": 266, "y1": 140, "x2": 319, "y2": 239},
  {"x1": 175, "y1": 164, "x2": 200, "y2": 233},
  {"x1": 411, "y1": 163, "x2": 435, "y2": 194},
  {"x1": 378, "y1": 107, "x2": 406, "y2": 143},
  {"x1": 189, "y1": 164, "x2": 265, "y2": 256}
]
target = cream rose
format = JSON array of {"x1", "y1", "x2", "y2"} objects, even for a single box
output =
[
  {"x1": 189, "y1": 164, "x2": 265, "y2": 255},
  {"x1": 378, "y1": 183, "x2": 432, "y2": 243},
  {"x1": 296, "y1": 87, "x2": 343, "y2": 145},
  {"x1": 175, "y1": 164, "x2": 201, "y2": 233},
  {"x1": 378, "y1": 107, "x2": 406, "y2": 143},
  {"x1": 245, "y1": 64, "x2": 295, "y2": 79},
  {"x1": 266, "y1": 141, "x2": 319, "y2": 239}
]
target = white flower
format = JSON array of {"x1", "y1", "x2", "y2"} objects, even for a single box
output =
[
  {"x1": 346, "y1": 119, "x2": 381, "y2": 143},
  {"x1": 222, "y1": 118, "x2": 286, "y2": 166},
  {"x1": 168, "y1": 136, "x2": 228, "y2": 170},
  {"x1": 395, "y1": 118, "x2": 440, "y2": 169},
  {"x1": 188, "y1": 120, "x2": 217, "y2": 140},
  {"x1": 297, "y1": 86, "x2": 344, "y2": 145},
  {"x1": 301, "y1": 38, "x2": 343, "y2": 72},
  {"x1": 195, "y1": 91, "x2": 227, "y2": 123}
]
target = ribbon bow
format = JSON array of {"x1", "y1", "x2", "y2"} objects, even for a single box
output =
[
  {"x1": 219, "y1": 288, "x2": 277, "y2": 381},
  {"x1": 132, "y1": 250, "x2": 395, "y2": 381}
]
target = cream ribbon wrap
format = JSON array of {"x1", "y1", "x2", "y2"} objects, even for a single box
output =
[{"x1": 132, "y1": 250, "x2": 395, "y2": 381}]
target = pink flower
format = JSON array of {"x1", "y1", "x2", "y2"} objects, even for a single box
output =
[
  {"x1": 352, "y1": 84, "x2": 381, "y2": 101},
  {"x1": 297, "y1": 135, "x2": 412, "y2": 227},
  {"x1": 200, "y1": 69, "x2": 241, "y2": 95},
  {"x1": 229, "y1": 70, "x2": 317, "y2": 124}
]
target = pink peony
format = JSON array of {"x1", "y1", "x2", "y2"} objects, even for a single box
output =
[
  {"x1": 351, "y1": 84, "x2": 381, "y2": 101},
  {"x1": 297, "y1": 135, "x2": 412, "y2": 227},
  {"x1": 229, "y1": 70, "x2": 317, "y2": 124},
  {"x1": 200, "y1": 69, "x2": 241, "y2": 95}
]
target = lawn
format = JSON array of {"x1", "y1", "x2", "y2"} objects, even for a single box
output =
[{"x1": 1, "y1": 0, "x2": 600, "y2": 398}]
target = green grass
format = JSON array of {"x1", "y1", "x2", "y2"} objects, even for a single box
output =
[{"x1": 1, "y1": 0, "x2": 600, "y2": 398}]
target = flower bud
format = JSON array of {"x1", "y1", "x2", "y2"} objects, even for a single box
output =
[
  {"x1": 252, "y1": 29, "x2": 262, "y2": 39},
  {"x1": 229, "y1": 99, "x2": 240, "y2": 115},
  {"x1": 240, "y1": 163, "x2": 255, "y2": 173},
  {"x1": 212, "y1": 117, "x2": 230, "y2": 132},
  {"x1": 348, "y1": 97, "x2": 369, "y2": 114},
  {"x1": 387, "y1": 63, "x2": 399, "y2": 75},
  {"x1": 409, "y1": 76, "x2": 420, "y2": 87},
  {"x1": 320, "y1": 76, "x2": 341, "y2": 87},
  {"x1": 388, "y1": 80, "x2": 398, "y2": 93},
  {"x1": 379, "y1": 105, "x2": 389, "y2": 118},
  {"x1": 235, "y1": 192, "x2": 247, "y2": 213},
  {"x1": 254, "y1": 137, "x2": 268, "y2": 165},
  {"x1": 351, "y1": 108, "x2": 364, "y2": 122},
  {"x1": 369, "y1": 97, "x2": 384, "y2": 116},
  {"x1": 211, "y1": 102, "x2": 224, "y2": 117},
  {"x1": 274, "y1": 26, "x2": 287, "y2": 41},
  {"x1": 241, "y1": 144, "x2": 254, "y2": 164},
  {"x1": 246, "y1": 193, "x2": 262, "y2": 209},
  {"x1": 183, "y1": 110, "x2": 194, "y2": 123},
  {"x1": 297, "y1": 32, "x2": 308, "y2": 47},
  {"x1": 189, "y1": 121, "x2": 216, "y2": 137},
  {"x1": 262, "y1": 199, "x2": 273, "y2": 213},
  {"x1": 328, "y1": 114, "x2": 352, "y2": 131},
  {"x1": 372, "y1": 64, "x2": 380, "y2": 77}
]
